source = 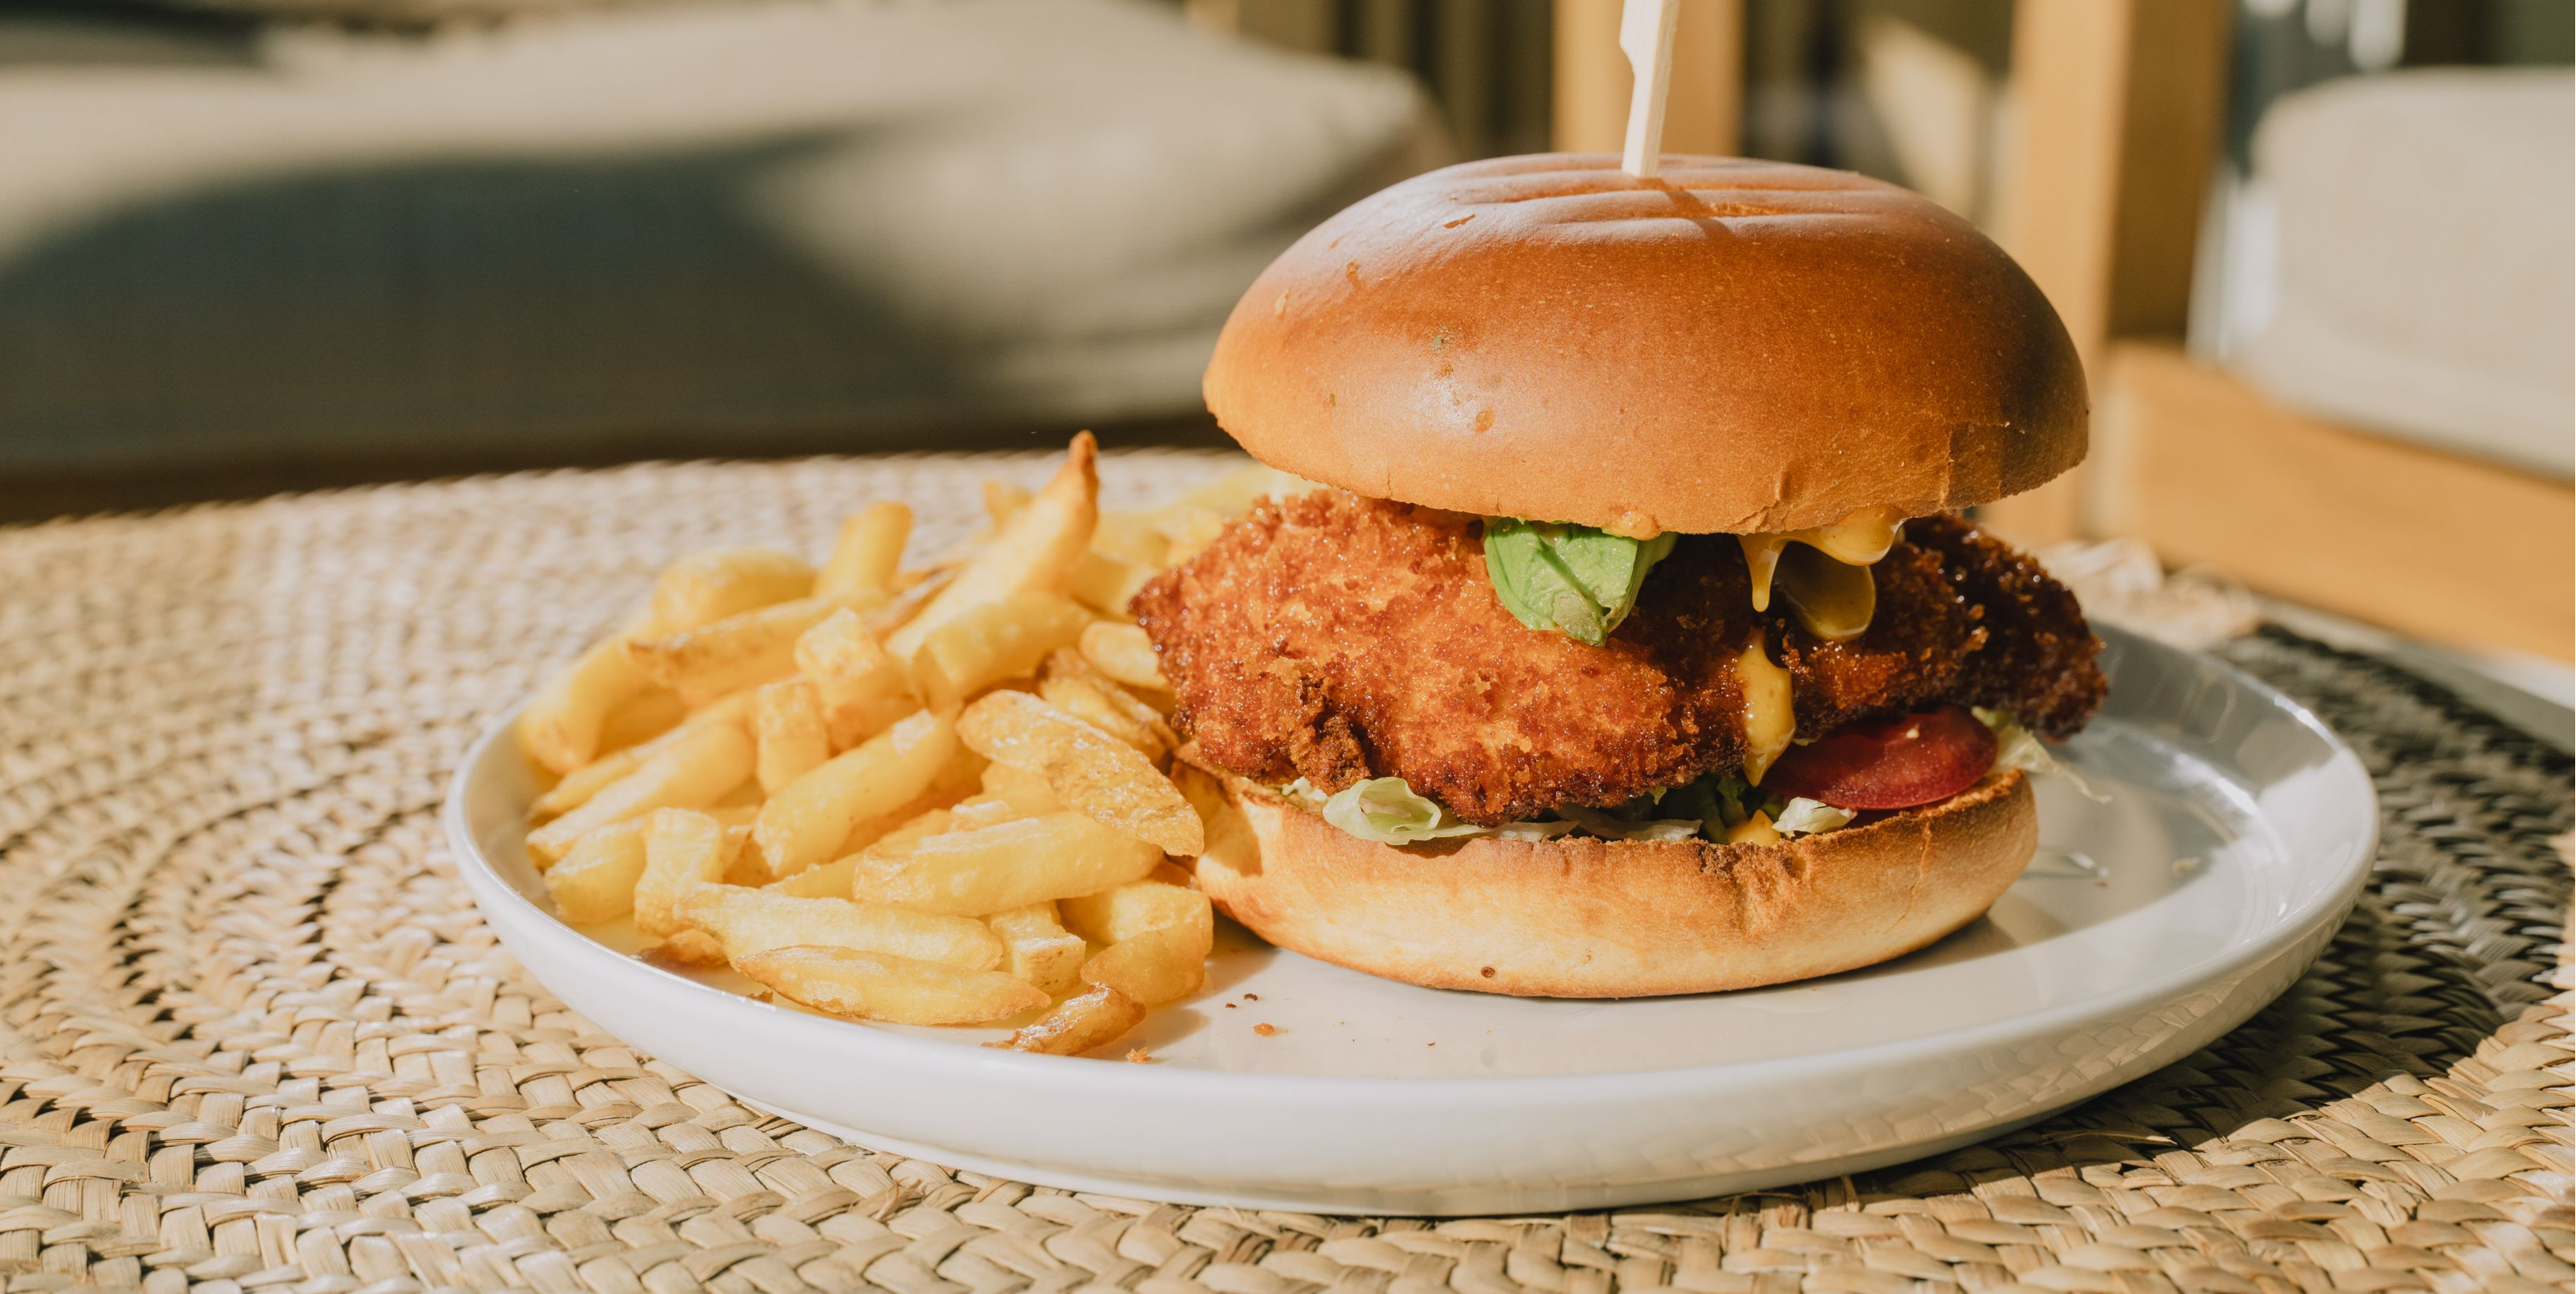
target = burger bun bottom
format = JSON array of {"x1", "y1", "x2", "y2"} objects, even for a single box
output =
[{"x1": 1175, "y1": 765, "x2": 2037, "y2": 998}]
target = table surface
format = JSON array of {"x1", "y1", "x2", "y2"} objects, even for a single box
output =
[{"x1": 0, "y1": 453, "x2": 2563, "y2": 1294}]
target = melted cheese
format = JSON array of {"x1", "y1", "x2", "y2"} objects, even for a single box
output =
[
  {"x1": 1736, "y1": 504, "x2": 1907, "y2": 610},
  {"x1": 1736, "y1": 504, "x2": 1905, "y2": 640},
  {"x1": 1724, "y1": 810, "x2": 1782, "y2": 846},
  {"x1": 1773, "y1": 543, "x2": 1876, "y2": 641},
  {"x1": 1734, "y1": 642, "x2": 1795, "y2": 785}
]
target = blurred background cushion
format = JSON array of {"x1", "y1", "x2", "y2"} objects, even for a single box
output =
[
  {"x1": 0, "y1": 0, "x2": 1445, "y2": 478},
  {"x1": 2223, "y1": 67, "x2": 2574, "y2": 478}
]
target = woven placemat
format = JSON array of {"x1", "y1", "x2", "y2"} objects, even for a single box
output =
[{"x1": 0, "y1": 453, "x2": 2565, "y2": 1294}]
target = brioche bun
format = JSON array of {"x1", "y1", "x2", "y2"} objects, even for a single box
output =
[
  {"x1": 1204, "y1": 154, "x2": 2086, "y2": 536},
  {"x1": 1176, "y1": 763, "x2": 2036, "y2": 998}
]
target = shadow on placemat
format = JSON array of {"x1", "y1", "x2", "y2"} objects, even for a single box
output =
[{"x1": 0, "y1": 461, "x2": 2561, "y2": 1294}]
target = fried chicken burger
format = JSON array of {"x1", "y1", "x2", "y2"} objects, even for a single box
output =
[{"x1": 1135, "y1": 155, "x2": 2107, "y2": 998}]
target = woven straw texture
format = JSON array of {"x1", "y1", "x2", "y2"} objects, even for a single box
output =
[{"x1": 0, "y1": 453, "x2": 2565, "y2": 1294}]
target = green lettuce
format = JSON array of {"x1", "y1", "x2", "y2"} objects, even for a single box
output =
[
  {"x1": 1973, "y1": 707, "x2": 2110, "y2": 802},
  {"x1": 1321, "y1": 777, "x2": 1489, "y2": 845},
  {"x1": 1482, "y1": 520, "x2": 1676, "y2": 646}
]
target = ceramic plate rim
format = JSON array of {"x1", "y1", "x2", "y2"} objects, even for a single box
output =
[{"x1": 444, "y1": 626, "x2": 2378, "y2": 1102}]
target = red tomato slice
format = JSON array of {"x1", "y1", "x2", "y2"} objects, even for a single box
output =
[{"x1": 1760, "y1": 704, "x2": 1998, "y2": 810}]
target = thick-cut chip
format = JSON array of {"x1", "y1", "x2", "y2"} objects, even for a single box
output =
[
  {"x1": 797, "y1": 607, "x2": 921, "y2": 749},
  {"x1": 943, "y1": 795, "x2": 1024, "y2": 831},
  {"x1": 764, "y1": 855, "x2": 856, "y2": 899},
  {"x1": 815, "y1": 502, "x2": 912, "y2": 603},
  {"x1": 1059, "y1": 880, "x2": 1215, "y2": 961},
  {"x1": 530, "y1": 691, "x2": 755, "y2": 822},
  {"x1": 1038, "y1": 650, "x2": 1173, "y2": 760},
  {"x1": 677, "y1": 888, "x2": 1002, "y2": 969},
  {"x1": 520, "y1": 638, "x2": 655, "y2": 774},
  {"x1": 643, "y1": 931, "x2": 729, "y2": 969},
  {"x1": 1156, "y1": 504, "x2": 1229, "y2": 568},
  {"x1": 1090, "y1": 512, "x2": 1171, "y2": 569},
  {"x1": 1068, "y1": 552, "x2": 1156, "y2": 619},
  {"x1": 754, "y1": 679, "x2": 832, "y2": 794},
  {"x1": 986, "y1": 903, "x2": 1085, "y2": 996},
  {"x1": 627, "y1": 596, "x2": 861, "y2": 706},
  {"x1": 980, "y1": 762, "x2": 1065, "y2": 816},
  {"x1": 1080, "y1": 928, "x2": 1206, "y2": 1006},
  {"x1": 909, "y1": 593, "x2": 1092, "y2": 711},
  {"x1": 888, "y1": 434, "x2": 1098, "y2": 658},
  {"x1": 1168, "y1": 461, "x2": 1314, "y2": 521},
  {"x1": 648, "y1": 549, "x2": 815, "y2": 634},
  {"x1": 527, "y1": 722, "x2": 755, "y2": 864},
  {"x1": 595, "y1": 689, "x2": 688, "y2": 756},
  {"x1": 851, "y1": 811, "x2": 1161, "y2": 915},
  {"x1": 981, "y1": 479, "x2": 1033, "y2": 529},
  {"x1": 957, "y1": 692, "x2": 1202, "y2": 856},
  {"x1": 634, "y1": 809, "x2": 734, "y2": 938},
  {"x1": 736, "y1": 946, "x2": 1046, "y2": 1025},
  {"x1": 753, "y1": 709, "x2": 957, "y2": 881},
  {"x1": 988, "y1": 984, "x2": 1146, "y2": 1056},
  {"x1": 544, "y1": 821, "x2": 648, "y2": 922},
  {"x1": 1077, "y1": 622, "x2": 1168, "y2": 692}
]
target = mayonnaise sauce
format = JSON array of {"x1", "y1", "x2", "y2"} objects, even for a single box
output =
[
  {"x1": 1734, "y1": 642, "x2": 1795, "y2": 785},
  {"x1": 1725, "y1": 811, "x2": 1782, "y2": 846},
  {"x1": 1736, "y1": 504, "x2": 1906, "y2": 639},
  {"x1": 1774, "y1": 543, "x2": 1875, "y2": 641}
]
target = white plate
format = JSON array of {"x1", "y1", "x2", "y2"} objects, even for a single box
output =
[{"x1": 445, "y1": 627, "x2": 2375, "y2": 1215}]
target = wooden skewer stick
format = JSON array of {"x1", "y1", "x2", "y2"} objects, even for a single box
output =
[{"x1": 1619, "y1": 0, "x2": 1683, "y2": 179}]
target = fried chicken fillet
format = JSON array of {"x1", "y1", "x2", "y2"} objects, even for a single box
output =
[{"x1": 1132, "y1": 490, "x2": 2103, "y2": 826}]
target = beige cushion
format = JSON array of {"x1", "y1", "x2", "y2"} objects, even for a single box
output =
[
  {"x1": 2227, "y1": 68, "x2": 2573, "y2": 479},
  {"x1": 0, "y1": 0, "x2": 1441, "y2": 471}
]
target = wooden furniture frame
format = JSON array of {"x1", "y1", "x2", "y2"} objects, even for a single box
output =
[{"x1": 1985, "y1": 0, "x2": 2572, "y2": 662}]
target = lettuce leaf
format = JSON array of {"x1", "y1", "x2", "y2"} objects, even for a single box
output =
[
  {"x1": 1772, "y1": 797, "x2": 1856, "y2": 836},
  {"x1": 1321, "y1": 777, "x2": 1489, "y2": 845},
  {"x1": 1973, "y1": 707, "x2": 2111, "y2": 803},
  {"x1": 1483, "y1": 519, "x2": 1676, "y2": 646}
]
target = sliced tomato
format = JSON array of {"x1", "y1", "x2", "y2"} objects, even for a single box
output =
[{"x1": 1760, "y1": 704, "x2": 1997, "y2": 811}]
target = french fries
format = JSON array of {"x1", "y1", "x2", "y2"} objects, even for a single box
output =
[
  {"x1": 545, "y1": 821, "x2": 648, "y2": 922},
  {"x1": 957, "y1": 691, "x2": 1202, "y2": 856},
  {"x1": 986, "y1": 903, "x2": 1086, "y2": 996},
  {"x1": 981, "y1": 479, "x2": 1033, "y2": 528},
  {"x1": 1080, "y1": 928, "x2": 1207, "y2": 1006},
  {"x1": 981, "y1": 761, "x2": 1065, "y2": 816},
  {"x1": 886, "y1": 433, "x2": 1098, "y2": 658},
  {"x1": 520, "y1": 638, "x2": 655, "y2": 774},
  {"x1": 519, "y1": 437, "x2": 1274, "y2": 1058},
  {"x1": 815, "y1": 502, "x2": 911, "y2": 603},
  {"x1": 595, "y1": 689, "x2": 688, "y2": 756},
  {"x1": 677, "y1": 887, "x2": 1002, "y2": 969},
  {"x1": 1060, "y1": 878, "x2": 1216, "y2": 960},
  {"x1": 634, "y1": 808, "x2": 734, "y2": 938},
  {"x1": 988, "y1": 985, "x2": 1146, "y2": 1056},
  {"x1": 909, "y1": 593, "x2": 1092, "y2": 711},
  {"x1": 737, "y1": 946, "x2": 1046, "y2": 1025},
  {"x1": 754, "y1": 679, "x2": 831, "y2": 794},
  {"x1": 530, "y1": 690, "x2": 756, "y2": 822},
  {"x1": 648, "y1": 549, "x2": 815, "y2": 633},
  {"x1": 753, "y1": 708, "x2": 957, "y2": 881},
  {"x1": 797, "y1": 608, "x2": 920, "y2": 748},
  {"x1": 850, "y1": 811, "x2": 1162, "y2": 915},
  {"x1": 526, "y1": 721, "x2": 755, "y2": 864},
  {"x1": 1039, "y1": 648, "x2": 1173, "y2": 761},
  {"x1": 1068, "y1": 551, "x2": 1156, "y2": 619},
  {"x1": 627, "y1": 596, "x2": 861, "y2": 706},
  {"x1": 1078, "y1": 622, "x2": 1168, "y2": 692}
]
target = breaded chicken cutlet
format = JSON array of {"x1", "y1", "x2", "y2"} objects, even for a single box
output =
[{"x1": 1132, "y1": 491, "x2": 2103, "y2": 826}]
